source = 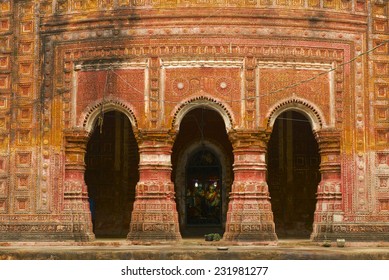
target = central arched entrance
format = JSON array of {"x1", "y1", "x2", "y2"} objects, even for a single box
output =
[
  {"x1": 267, "y1": 110, "x2": 320, "y2": 238},
  {"x1": 85, "y1": 111, "x2": 139, "y2": 238},
  {"x1": 172, "y1": 107, "x2": 233, "y2": 237}
]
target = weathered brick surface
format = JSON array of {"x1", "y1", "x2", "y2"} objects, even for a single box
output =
[{"x1": 0, "y1": 0, "x2": 388, "y2": 242}]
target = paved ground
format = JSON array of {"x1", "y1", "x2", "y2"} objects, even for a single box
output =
[{"x1": 1, "y1": 239, "x2": 389, "y2": 260}]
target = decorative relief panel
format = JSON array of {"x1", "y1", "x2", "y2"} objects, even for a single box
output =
[
  {"x1": 18, "y1": 83, "x2": 33, "y2": 98},
  {"x1": 379, "y1": 199, "x2": 389, "y2": 212},
  {"x1": 373, "y1": 19, "x2": 389, "y2": 34},
  {"x1": 20, "y1": 20, "x2": 33, "y2": 35},
  {"x1": 15, "y1": 173, "x2": 30, "y2": 191},
  {"x1": 51, "y1": 36, "x2": 350, "y2": 135},
  {"x1": 40, "y1": 1, "x2": 53, "y2": 15},
  {"x1": 162, "y1": 59, "x2": 243, "y2": 126},
  {"x1": 0, "y1": 0, "x2": 12, "y2": 216},
  {"x1": 0, "y1": 1, "x2": 11, "y2": 13},
  {"x1": 18, "y1": 61, "x2": 33, "y2": 77},
  {"x1": 0, "y1": 74, "x2": 10, "y2": 91},
  {"x1": 257, "y1": 61, "x2": 334, "y2": 127},
  {"x1": 0, "y1": 17, "x2": 10, "y2": 32},
  {"x1": 75, "y1": 62, "x2": 147, "y2": 127},
  {"x1": 0, "y1": 199, "x2": 6, "y2": 213},
  {"x1": 366, "y1": 0, "x2": 388, "y2": 218},
  {"x1": 0, "y1": 55, "x2": 10, "y2": 71},
  {"x1": 16, "y1": 152, "x2": 32, "y2": 168},
  {"x1": 376, "y1": 129, "x2": 389, "y2": 146},
  {"x1": 375, "y1": 83, "x2": 389, "y2": 100},
  {"x1": 374, "y1": 61, "x2": 389, "y2": 77},
  {"x1": 14, "y1": 197, "x2": 29, "y2": 213},
  {"x1": 375, "y1": 151, "x2": 389, "y2": 213},
  {"x1": 16, "y1": 130, "x2": 31, "y2": 146},
  {"x1": 373, "y1": 40, "x2": 389, "y2": 55},
  {"x1": 0, "y1": 179, "x2": 7, "y2": 197},
  {"x1": 373, "y1": 0, "x2": 388, "y2": 17},
  {"x1": 0, "y1": 35, "x2": 11, "y2": 52},
  {"x1": 375, "y1": 107, "x2": 389, "y2": 123},
  {"x1": 0, "y1": 156, "x2": 8, "y2": 174}
]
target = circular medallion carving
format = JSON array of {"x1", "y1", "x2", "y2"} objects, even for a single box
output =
[
  {"x1": 172, "y1": 78, "x2": 189, "y2": 95},
  {"x1": 216, "y1": 78, "x2": 232, "y2": 94}
]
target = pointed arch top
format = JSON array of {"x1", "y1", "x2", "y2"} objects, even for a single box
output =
[
  {"x1": 81, "y1": 99, "x2": 138, "y2": 133},
  {"x1": 172, "y1": 96, "x2": 234, "y2": 132},
  {"x1": 266, "y1": 97, "x2": 326, "y2": 131}
]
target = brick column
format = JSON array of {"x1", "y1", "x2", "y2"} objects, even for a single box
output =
[
  {"x1": 311, "y1": 129, "x2": 343, "y2": 241},
  {"x1": 224, "y1": 130, "x2": 277, "y2": 243},
  {"x1": 63, "y1": 129, "x2": 95, "y2": 242},
  {"x1": 127, "y1": 130, "x2": 181, "y2": 243}
]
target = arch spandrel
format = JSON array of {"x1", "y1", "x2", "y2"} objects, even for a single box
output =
[
  {"x1": 266, "y1": 97, "x2": 326, "y2": 132},
  {"x1": 171, "y1": 96, "x2": 235, "y2": 133},
  {"x1": 80, "y1": 99, "x2": 139, "y2": 134}
]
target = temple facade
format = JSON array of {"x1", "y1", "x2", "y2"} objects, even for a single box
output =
[{"x1": 0, "y1": 0, "x2": 388, "y2": 242}]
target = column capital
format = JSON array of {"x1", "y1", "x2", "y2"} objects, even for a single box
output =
[
  {"x1": 64, "y1": 129, "x2": 90, "y2": 148},
  {"x1": 228, "y1": 129, "x2": 271, "y2": 149},
  {"x1": 314, "y1": 129, "x2": 341, "y2": 146},
  {"x1": 136, "y1": 129, "x2": 177, "y2": 145}
]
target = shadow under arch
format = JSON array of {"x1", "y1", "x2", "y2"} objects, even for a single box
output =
[
  {"x1": 84, "y1": 109, "x2": 139, "y2": 238},
  {"x1": 267, "y1": 110, "x2": 321, "y2": 238}
]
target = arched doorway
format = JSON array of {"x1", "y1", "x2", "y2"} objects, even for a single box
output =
[
  {"x1": 267, "y1": 110, "x2": 320, "y2": 238},
  {"x1": 85, "y1": 111, "x2": 139, "y2": 238},
  {"x1": 172, "y1": 107, "x2": 233, "y2": 237}
]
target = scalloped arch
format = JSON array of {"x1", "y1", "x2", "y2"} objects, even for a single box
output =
[
  {"x1": 82, "y1": 99, "x2": 138, "y2": 133},
  {"x1": 172, "y1": 96, "x2": 234, "y2": 131},
  {"x1": 267, "y1": 97, "x2": 325, "y2": 131}
]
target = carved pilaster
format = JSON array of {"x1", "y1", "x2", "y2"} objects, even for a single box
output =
[
  {"x1": 127, "y1": 130, "x2": 181, "y2": 243},
  {"x1": 311, "y1": 129, "x2": 343, "y2": 241},
  {"x1": 224, "y1": 130, "x2": 277, "y2": 243},
  {"x1": 63, "y1": 129, "x2": 95, "y2": 242}
]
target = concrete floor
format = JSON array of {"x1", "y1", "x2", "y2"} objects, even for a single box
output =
[{"x1": 1, "y1": 239, "x2": 389, "y2": 260}]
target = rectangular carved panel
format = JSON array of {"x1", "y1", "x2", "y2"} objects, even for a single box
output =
[
  {"x1": 0, "y1": 55, "x2": 10, "y2": 71},
  {"x1": 379, "y1": 200, "x2": 389, "y2": 212},
  {"x1": 20, "y1": 20, "x2": 34, "y2": 34},
  {"x1": 16, "y1": 152, "x2": 32, "y2": 168},
  {"x1": 0, "y1": 1, "x2": 11, "y2": 13},
  {"x1": 76, "y1": 67, "x2": 145, "y2": 125},
  {"x1": 0, "y1": 179, "x2": 7, "y2": 197},
  {"x1": 258, "y1": 64, "x2": 332, "y2": 124},
  {"x1": 374, "y1": 62, "x2": 389, "y2": 77},
  {"x1": 376, "y1": 129, "x2": 389, "y2": 146},
  {"x1": 15, "y1": 197, "x2": 29, "y2": 213},
  {"x1": 16, "y1": 173, "x2": 30, "y2": 190},
  {"x1": 375, "y1": 107, "x2": 389, "y2": 123},
  {"x1": 0, "y1": 17, "x2": 10, "y2": 32},
  {"x1": 0, "y1": 74, "x2": 10, "y2": 91},
  {"x1": 373, "y1": 19, "x2": 388, "y2": 33},
  {"x1": 375, "y1": 83, "x2": 388, "y2": 99},
  {"x1": 18, "y1": 83, "x2": 33, "y2": 98},
  {"x1": 163, "y1": 62, "x2": 243, "y2": 126}
]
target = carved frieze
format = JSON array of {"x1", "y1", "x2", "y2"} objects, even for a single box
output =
[{"x1": 42, "y1": 0, "x2": 369, "y2": 15}]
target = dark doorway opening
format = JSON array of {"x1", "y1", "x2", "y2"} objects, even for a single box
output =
[
  {"x1": 171, "y1": 107, "x2": 233, "y2": 237},
  {"x1": 186, "y1": 149, "x2": 222, "y2": 226},
  {"x1": 85, "y1": 111, "x2": 139, "y2": 238},
  {"x1": 267, "y1": 111, "x2": 320, "y2": 238}
]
